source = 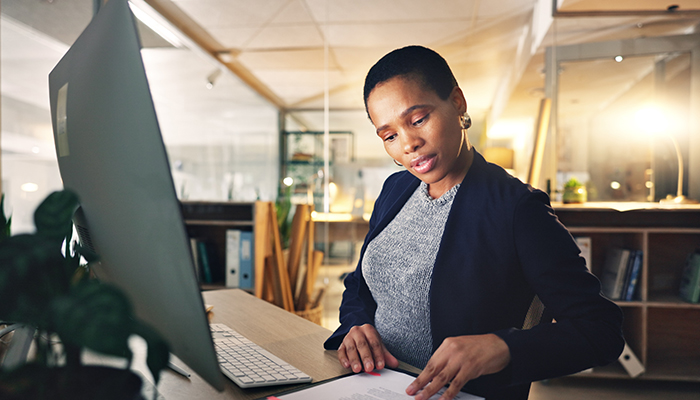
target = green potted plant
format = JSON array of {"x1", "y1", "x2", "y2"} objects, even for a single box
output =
[
  {"x1": 0, "y1": 190, "x2": 169, "y2": 400},
  {"x1": 563, "y1": 177, "x2": 588, "y2": 204}
]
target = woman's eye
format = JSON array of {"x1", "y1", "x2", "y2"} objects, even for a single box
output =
[
  {"x1": 413, "y1": 115, "x2": 428, "y2": 126},
  {"x1": 384, "y1": 133, "x2": 397, "y2": 142}
]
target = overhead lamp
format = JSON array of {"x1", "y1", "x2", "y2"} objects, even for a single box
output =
[
  {"x1": 635, "y1": 105, "x2": 695, "y2": 204},
  {"x1": 615, "y1": 55, "x2": 624, "y2": 62},
  {"x1": 206, "y1": 69, "x2": 222, "y2": 89}
]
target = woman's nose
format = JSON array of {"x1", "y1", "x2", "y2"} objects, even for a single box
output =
[{"x1": 402, "y1": 131, "x2": 423, "y2": 153}]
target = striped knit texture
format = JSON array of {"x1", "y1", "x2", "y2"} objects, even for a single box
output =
[{"x1": 363, "y1": 181, "x2": 459, "y2": 368}]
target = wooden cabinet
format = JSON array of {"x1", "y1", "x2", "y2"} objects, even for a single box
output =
[{"x1": 554, "y1": 204, "x2": 700, "y2": 381}]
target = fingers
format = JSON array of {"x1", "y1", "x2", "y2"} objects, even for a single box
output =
[
  {"x1": 407, "y1": 357, "x2": 454, "y2": 400},
  {"x1": 384, "y1": 348, "x2": 399, "y2": 369},
  {"x1": 406, "y1": 334, "x2": 511, "y2": 400},
  {"x1": 337, "y1": 324, "x2": 393, "y2": 373},
  {"x1": 408, "y1": 361, "x2": 471, "y2": 400}
]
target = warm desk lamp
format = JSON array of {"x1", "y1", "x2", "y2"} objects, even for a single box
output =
[{"x1": 636, "y1": 105, "x2": 696, "y2": 204}]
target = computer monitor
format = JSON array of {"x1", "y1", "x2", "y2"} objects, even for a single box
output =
[{"x1": 48, "y1": 0, "x2": 225, "y2": 391}]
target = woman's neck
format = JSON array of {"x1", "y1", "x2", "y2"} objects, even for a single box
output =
[{"x1": 427, "y1": 144, "x2": 474, "y2": 199}]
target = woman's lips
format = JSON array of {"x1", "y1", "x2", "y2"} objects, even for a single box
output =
[{"x1": 410, "y1": 155, "x2": 435, "y2": 174}]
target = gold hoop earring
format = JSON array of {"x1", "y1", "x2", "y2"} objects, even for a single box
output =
[{"x1": 393, "y1": 159, "x2": 403, "y2": 167}]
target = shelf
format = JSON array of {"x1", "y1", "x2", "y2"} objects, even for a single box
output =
[
  {"x1": 645, "y1": 294, "x2": 700, "y2": 308},
  {"x1": 643, "y1": 356, "x2": 700, "y2": 382},
  {"x1": 574, "y1": 362, "x2": 631, "y2": 379},
  {"x1": 286, "y1": 160, "x2": 327, "y2": 166},
  {"x1": 184, "y1": 219, "x2": 254, "y2": 227},
  {"x1": 181, "y1": 201, "x2": 265, "y2": 296},
  {"x1": 578, "y1": 360, "x2": 700, "y2": 382},
  {"x1": 556, "y1": 205, "x2": 700, "y2": 382},
  {"x1": 614, "y1": 301, "x2": 645, "y2": 307}
]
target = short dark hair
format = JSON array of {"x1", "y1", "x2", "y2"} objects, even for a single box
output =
[{"x1": 363, "y1": 45, "x2": 458, "y2": 114}]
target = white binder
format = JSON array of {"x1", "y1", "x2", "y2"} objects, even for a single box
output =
[{"x1": 225, "y1": 229, "x2": 241, "y2": 288}]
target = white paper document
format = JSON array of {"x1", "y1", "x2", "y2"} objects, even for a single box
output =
[{"x1": 267, "y1": 369, "x2": 484, "y2": 400}]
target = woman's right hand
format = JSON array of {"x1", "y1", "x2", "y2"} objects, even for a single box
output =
[{"x1": 337, "y1": 324, "x2": 399, "y2": 373}]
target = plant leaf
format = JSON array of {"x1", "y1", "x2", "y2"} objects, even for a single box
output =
[
  {"x1": 51, "y1": 280, "x2": 133, "y2": 361},
  {"x1": 0, "y1": 234, "x2": 67, "y2": 327},
  {"x1": 34, "y1": 190, "x2": 79, "y2": 243}
]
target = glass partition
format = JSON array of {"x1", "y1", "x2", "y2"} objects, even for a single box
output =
[{"x1": 546, "y1": 30, "x2": 699, "y2": 203}]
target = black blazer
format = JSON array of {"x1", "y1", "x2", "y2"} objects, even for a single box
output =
[{"x1": 324, "y1": 151, "x2": 624, "y2": 399}]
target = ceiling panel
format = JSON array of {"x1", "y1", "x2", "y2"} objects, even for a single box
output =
[
  {"x1": 478, "y1": 0, "x2": 537, "y2": 17},
  {"x1": 237, "y1": 49, "x2": 340, "y2": 70},
  {"x1": 0, "y1": 16, "x2": 68, "y2": 111},
  {"x1": 270, "y1": 0, "x2": 318, "y2": 24},
  {"x1": 172, "y1": 0, "x2": 290, "y2": 28},
  {"x1": 325, "y1": 20, "x2": 475, "y2": 48},
  {"x1": 245, "y1": 24, "x2": 324, "y2": 49},
  {"x1": 207, "y1": 26, "x2": 261, "y2": 48},
  {"x1": 303, "y1": 0, "x2": 479, "y2": 23}
]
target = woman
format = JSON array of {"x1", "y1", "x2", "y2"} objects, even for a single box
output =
[{"x1": 323, "y1": 45, "x2": 624, "y2": 400}]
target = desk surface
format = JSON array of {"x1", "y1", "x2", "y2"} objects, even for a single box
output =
[{"x1": 152, "y1": 289, "x2": 417, "y2": 399}]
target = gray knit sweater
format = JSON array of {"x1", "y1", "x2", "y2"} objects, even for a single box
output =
[{"x1": 362, "y1": 181, "x2": 459, "y2": 368}]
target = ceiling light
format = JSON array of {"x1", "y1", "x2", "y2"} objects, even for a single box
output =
[
  {"x1": 21, "y1": 183, "x2": 39, "y2": 192},
  {"x1": 615, "y1": 55, "x2": 624, "y2": 62},
  {"x1": 128, "y1": 0, "x2": 184, "y2": 48},
  {"x1": 31, "y1": 146, "x2": 40, "y2": 154}
]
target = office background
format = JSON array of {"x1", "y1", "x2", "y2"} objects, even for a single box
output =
[
  {"x1": 3, "y1": 1, "x2": 700, "y2": 397},
  {"x1": 5, "y1": 0, "x2": 700, "y2": 233}
]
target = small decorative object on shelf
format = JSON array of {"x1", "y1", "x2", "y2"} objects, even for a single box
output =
[{"x1": 562, "y1": 177, "x2": 587, "y2": 204}]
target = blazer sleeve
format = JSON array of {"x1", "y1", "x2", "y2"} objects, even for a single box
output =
[{"x1": 493, "y1": 190, "x2": 625, "y2": 385}]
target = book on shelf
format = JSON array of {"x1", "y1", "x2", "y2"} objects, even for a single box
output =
[
  {"x1": 196, "y1": 240, "x2": 214, "y2": 284},
  {"x1": 679, "y1": 250, "x2": 700, "y2": 303},
  {"x1": 622, "y1": 250, "x2": 642, "y2": 301},
  {"x1": 601, "y1": 247, "x2": 632, "y2": 300},
  {"x1": 189, "y1": 238, "x2": 202, "y2": 283}
]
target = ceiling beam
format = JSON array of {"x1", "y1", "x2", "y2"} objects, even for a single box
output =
[{"x1": 142, "y1": 0, "x2": 288, "y2": 111}]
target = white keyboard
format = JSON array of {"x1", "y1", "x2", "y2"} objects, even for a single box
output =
[{"x1": 210, "y1": 323, "x2": 312, "y2": 388}]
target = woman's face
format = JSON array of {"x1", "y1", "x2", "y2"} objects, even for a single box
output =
[{"x1": 367, "y1": 76, "x2": 471, "y2": 197}]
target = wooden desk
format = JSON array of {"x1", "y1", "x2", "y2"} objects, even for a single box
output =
[{"x1": 150, "y1": 289, "x2": 418, "y2": 399}]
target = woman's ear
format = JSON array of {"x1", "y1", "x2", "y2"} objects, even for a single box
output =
[{"x1": 450, "y1": 86, "x2": 467, "y2": 115}]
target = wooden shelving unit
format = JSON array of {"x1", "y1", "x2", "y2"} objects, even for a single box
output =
[
  {"x1": 554, "y1": 203, "x2": 700, "y2": 381},
  {"x1": 180, "y1": 201, "x2": 266, "y2": 294}
]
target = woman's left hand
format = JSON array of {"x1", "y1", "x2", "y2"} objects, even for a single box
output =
[{"x1": 405, "y1": 333, "x2": 511, "y2": 400}]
